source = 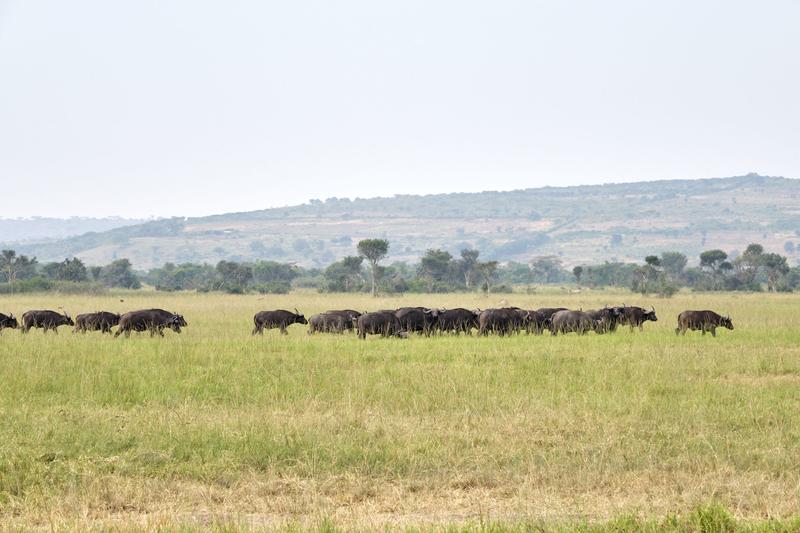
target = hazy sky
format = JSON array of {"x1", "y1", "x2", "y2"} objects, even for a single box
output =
[{"x1": 1, "y1": 1, "x2": 798, "y2": 218}]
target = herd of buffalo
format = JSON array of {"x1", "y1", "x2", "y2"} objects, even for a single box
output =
[{"x1": 0, "y1": 306, "x2": 735, "y2": 338}]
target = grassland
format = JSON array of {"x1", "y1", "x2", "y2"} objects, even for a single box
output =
[{"x1": 1, "y1": 289, "x2": 799, "y2": 530}]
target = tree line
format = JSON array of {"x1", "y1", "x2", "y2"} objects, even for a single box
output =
[{"x1": 2, "y1": 240, "x2": 798, "y2": 295}]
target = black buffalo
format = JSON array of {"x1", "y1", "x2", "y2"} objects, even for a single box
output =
[
  {"x1": 526, "y1": 307, "x2": 567, "y2": 334},
  {"x1": 437, "y1": 308, "x2": 480, "y2": 335},
  {"x1": 394, "y1": 307, "x2": 441, "y2": 336},
  {"x1": 586, "y1": 306, "x2": 625, "y2": 333},
  {"x1": 0, "y1": 312, "x2": 19, "y2": 333},
  {"x1": 620, "y1": 306, "x2": 658, "y2": 331},
  {"x1": 308, "y1": 310, "x2": 360, "y2": 334},
  {"x1": 252, "y1": 309, "x2": 307, "y2": 335},
  {"x1": 357, "y1": 311, "x2": 404, "y2": 339},
  {"x1": 328, "y1": 309, "x2": 362, "y2": 324},
  {"x1": 676, "y1": 310, "x2": 733, "y2": 337},
  {"x1": 115, "y1": 309, "x2": 187, "y2": 338},
  {"x1": 549, "y1": 310, "x2": 602, "y2": 335},
  {"x1": 21, "y1": 310, "x2": 74, "y2": 333},
  {"x1": 478, "y1": 307, "x2": 529, "y2": 336},
  {"x1": 74, "y1": 312, "x2": 121, "y2": 334}
]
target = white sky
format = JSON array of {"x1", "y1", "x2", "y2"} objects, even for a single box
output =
[{"x1": 1, "y1": 0, "x2": 798, "y2": 218}]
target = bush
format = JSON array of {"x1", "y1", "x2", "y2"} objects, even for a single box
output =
[
  {"x1": 256, "y1": 281, "x2": 292, "y2": 294},
  {"x1": 0, "y1": 277, "x2": 52, "y2": 294},
  {"x1": 51, "y1": 281, "x2": 107, "y2": 294}
]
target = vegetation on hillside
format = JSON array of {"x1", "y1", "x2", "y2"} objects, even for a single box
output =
[{"x1": 5, "y1": 174, "x2": 800, "y2": 268}]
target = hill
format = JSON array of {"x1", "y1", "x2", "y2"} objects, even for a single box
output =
[
  {"x1": 6, "y1": 174, "x2": 800, "y2": 269},
  {"x1": 0, "y1": 217, "x2": 147, "y2": 244}
]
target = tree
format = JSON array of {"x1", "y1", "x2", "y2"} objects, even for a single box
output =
[
  {"x1": 0, "y1": 249, "x2": 38, "y2": 283},
  {"x1": 527, "y1": 256, "x2": 566, "y2": 284},
  {"x1": 357, "y1": 239, "x2": 389, "y2": 297},
  {"x1": 323, "y1": 256, "x2": 364, "y2": 292},
  {"x1": 478, "y1": 260, "x2": 499, "y2": 295},
  {"x1": 101, "y1": 259, "x2": 141, "y2": 289},
  {"x1": 572, "y1": 266, "x2": 583, "y2": 286},
  {"x1": 700, "y1": 249, "x2": 728, "y2": 271},
  {"x1": 660, "y1": 252, "x2": 687, "y2": 282},
  {"x1": 215, "y1": 261, "x2": 253, "y2": 293},
  {"x1": 42, "y1": 257, "x2": 88, "y2": 282},
  {"x1": 632, "y1": 255, "x2": 675, "y2": 297},
  {"x1": 418, "y1": 249, "x2": 454, "y2": 292},
  {"x1": 760, "y1": 252, "x2": 789, "y2": 292},
  {"x1": 89, "y1": 266, "x2": 103, "y2": 281},
  {"x1": 699, "y1": 249, "x2": 731, "y2": 290},
  {"x1": 458, "y1": 249, "x2": 480, "y2": 289},
  {"x1": 645, "y1": 255, "x2": 661, "y2": 267},
  {"x1": 731, "y1": 244, "x2": 764, "y2": 290}
]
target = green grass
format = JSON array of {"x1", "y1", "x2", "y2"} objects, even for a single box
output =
[{"x1": 1, "y1": 289, "x2": 799, "y2": 530}]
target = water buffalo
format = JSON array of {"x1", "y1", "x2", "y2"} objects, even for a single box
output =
[
  {"x1": 74, "y1": 311, "x2": 121, "y2": 334},
  {"x1": 21, "y1": 310, "x2": 74, "y2": 333},
  {"x1": 0, "y1": 312, "x2": 19, "y2": 333},
  {"x1": 620, "y1": 306, "x2": 658, "y2": 331},
  {"x1": 676, "y1": 310, "x2": 733, "y2": 337},
  {"x1": 357, "y1": 311, "x2": 404, "y2": 339},
  {"x1": 394, "y1": 307, "x2": 441, "y2": 336},
  {"x1": 307, "y1": 311, "x2": 357, "y2": 334},
  {"x1": 115, "y1": 309, "x2": 187, "y2": 338},
  {"x1": 525, "y1": 307, "x2": 567, "y2": 334},
  {"x1": 586, "y1": 306, "x2": 625, "y2": 333},
  {"x1": 478, "y1": 307, "x2": 529, "y2": 336},
  {"x1": 437, "y1": 308, "x2": 480, "y2": 335},
  {"x1": 252, "y1": 309, "x2": 307, "y2": 335},
  {"x1": 549, "y1": 310, "x2": 602, "y2": 335}
]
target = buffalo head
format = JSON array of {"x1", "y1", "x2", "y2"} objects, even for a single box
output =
[{"x1": 721, "y1": 315, "x2": 734, "y2": 330}]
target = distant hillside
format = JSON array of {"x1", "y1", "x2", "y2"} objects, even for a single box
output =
[
  {"x1": 7, "y1": 174, "x2": 800, "y2": 269},
  {"x1": 0, "y1": 217, "x2": 147, "y2": 244}
]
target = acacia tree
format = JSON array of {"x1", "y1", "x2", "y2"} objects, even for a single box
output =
[
  {"x1": 357, "y1": 239, "x2": 389, "y2": 297},
  {"x1": 699, "y1": 249, "x2": 731, "y2": 290}
]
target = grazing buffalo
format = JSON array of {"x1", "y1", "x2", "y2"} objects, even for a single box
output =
[
  {"x1": 0, "y1": 312, "x2": 19, "y2": 333},
  {"x1": 676, "y1": 310, "x2": 733, "y2": 337},
  {"x1": 394, "y1": 307, "x2": 441, "y2": 336},
  {"x1": 357, "y1": 311, "x2": 404, "y2": 339},
  {"x1": 21, "y1": 310, "x2": 74, "y2": 333},
  {"x1": 1, "y1": 312, "x2": 18, "y2": 328},
  {"x1": 252, "y1": 309, "x2": 307, "y2": 335},
  {"x1": 526, "y1": 307, "x2": 567, "y2": 334},
  {"x1": 478, "y1": 307, "x2": 529, "y2": 336},
  {"x1": 115, "y1": 309, "x2": 187, "y2": 338},
  {"x1": 327, "y1": 309, "x2": 362, "y2": 327},
  {"x1": 619, "y1": 306, "x2": 658, "y2": 331},
  {"x1": 307, "y1": 311, "x2": 359, "y2": 334},
  {"x1": 74, "y1": 312, "x2": 121, "y2": 334},
  {"x1": 586, "y1": 306, "x2": 625, "y2": 333},
  {"x1": 437, "y1": 308, "x2": 480, "y2": 335},
  {"x1": 549, "y1": 310, "x2": 602, "y2": 335}
]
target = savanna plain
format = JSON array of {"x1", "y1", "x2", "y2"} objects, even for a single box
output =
[{"x1": 1, "y1": 290, "x2": 799, "y2": 531}]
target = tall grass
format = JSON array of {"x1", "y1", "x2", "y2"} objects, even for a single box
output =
[{"x1": 1, "y1": 289, "x2": 799, "y2": 529}]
